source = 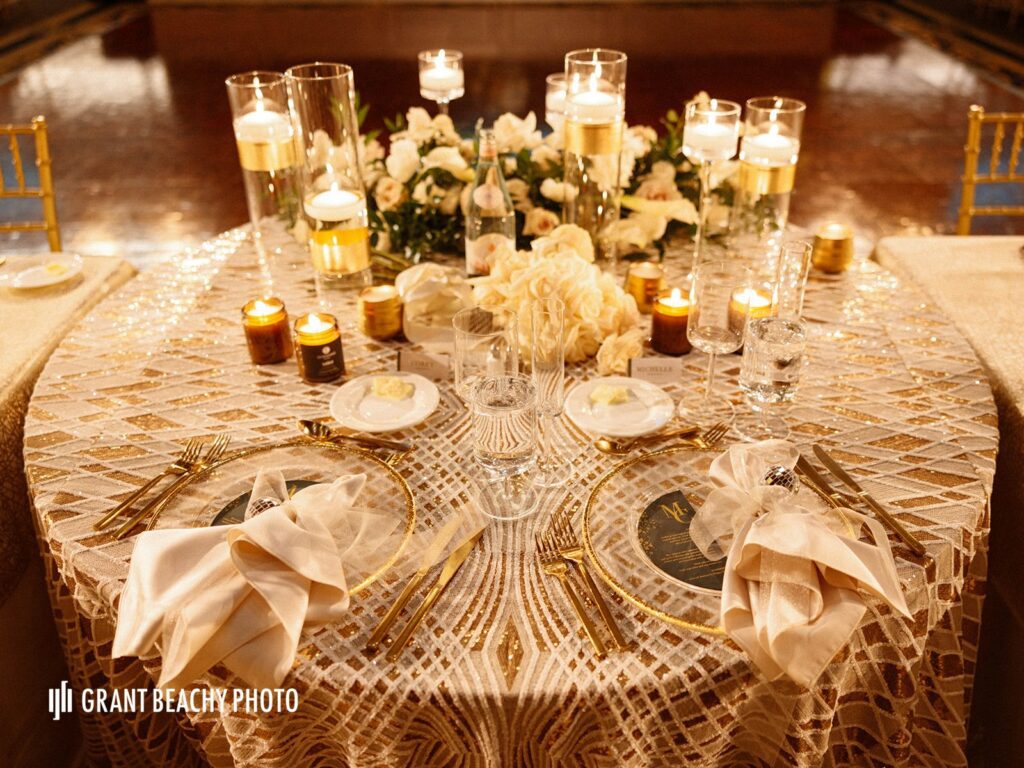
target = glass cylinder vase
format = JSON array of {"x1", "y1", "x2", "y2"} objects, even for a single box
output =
[
  {"x1": 285, "y1": 62, "x2": 371, "y2": 290},
  {"x1": 731, "y1": 97, "x2": 806, "y2": 257},
  {"x1": 225, "y1": 72, "x2": 302, "y2": 250},
  {"x1": 562, "y1": 49, "x2": 626, "y2": 270}
]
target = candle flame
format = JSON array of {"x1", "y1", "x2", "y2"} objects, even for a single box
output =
[
  {"x1": 670, "y1": 287, "x2": 682, "y2": 302},
  {"x1": 250, "y1": 299, "x2": 277, "y2": 316},
  {"x1": 300, "y1": 313, "x2": 334, "y2": 334}
]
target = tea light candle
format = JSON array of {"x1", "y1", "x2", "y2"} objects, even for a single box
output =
[
  {"x1": 358, "y1": 285, "x2": 403, "y2": 341},
  {"x1": 741, "y1": 128, "x2": 800, "y2": 166},
  {"x1": 234, "y1": 108, "x2": 292, "y2": 143},
  {"x1": 682, "y1": 121, "x2": 738, "y2": 159},
  {"x1": 812, "y1": 222, "x2": 855, "y2": 274},
  {"x1": 625, "y1": 262, "x2": 666, "y2": 315},
  {"x1": 728, "y1": 287, "x2": 773, "y2": 334},
  {"x1": 419, "y1": 51, "x2": 464, "y2": 93},
  {"x1": 241, "y1": 297, "x2": 292, "y2": 364},
  {"x1": 650, "y1": 288, "x2": 691, "y2": 356},
  {"x1": 568, "y1": 90, "x2": 621, "y2": 123},
  {"x1": 294, "y1": 313, "x2": 345, "y2": 383}
]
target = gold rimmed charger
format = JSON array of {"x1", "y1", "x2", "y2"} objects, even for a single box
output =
[
  {"x1": 582, "y1": 445, "x2": 856, "y2": 635},
  {"x1": 144, "y1": 438, "x2": 415, "y2": 595}
]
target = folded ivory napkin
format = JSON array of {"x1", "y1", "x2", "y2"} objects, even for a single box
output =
[
  {"x1": 689, "y1": 440, "x2": 911, "y2": 687},
  {"x1": 113, "y1": 470, "x2": 401, "y2": 689}
]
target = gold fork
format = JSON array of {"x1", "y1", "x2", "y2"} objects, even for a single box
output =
[
  {"x1": 595, "y1": 421, "x2": 729, "y2": 455},
  {"x1": 551, "y1": 500, "x2": 629, "y2": 651},
  {"x1": 536, "y1": 531, "x2": 607, "y2": 659},
  {"x1": 113, "y1": 435, "x2": 231, "y2": 539},
  {"x1": 93, "y1": 438, "x2": 203, "y2": 530},
  {"x1": 687, "y1": 421, "x2": 729, "y2": 450}
]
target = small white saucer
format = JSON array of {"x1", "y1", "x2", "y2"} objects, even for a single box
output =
[
  {"x1": 329, "y1": 373, "x2": 440, "y2": 433},
  {"x1": 564, "y1": 376, "x2": 675, "y2": 438},
  {"x1": 0, "y1": 253, "x2": 83, "y2": 289}
]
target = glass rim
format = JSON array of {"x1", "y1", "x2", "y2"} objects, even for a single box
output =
[
  {"x1": 565, "y1": 48, "x2": 628, "y2": 65},
  {"x1": 685, "y1": 98, "x2": 742, "y2": 117},
  {"x1": 418, "y1": 48, "x2": 464, "y2": 62},
  {"x1": 471, "y1": 373, "x2": 537, "y2": 406},
  {"x1": 284, "y1": 62, "x2": 353, "y2": 81},
  {"x1": 546, "y1": 72, "x2": 567, "y2": 86},
  {"x1": 745, "y1": 96, "x2": 807, "y2": 114},
  {"x1": 225, "y1": 70, "x2": 286, "y2": 89}
]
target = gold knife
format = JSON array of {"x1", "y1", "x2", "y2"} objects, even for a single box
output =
[
  {"x1": 795, "y1": 455, "x2": 851, "y2": 509},
  {"x1": 812, "y1": 445, "x2": 927, "y2": 557},
  {"x1": 366, "y1": 512, "x2": 467, "y2": 653},
  {"x1": 385, "y1": 525, "x2": 486, "y2": 661}
]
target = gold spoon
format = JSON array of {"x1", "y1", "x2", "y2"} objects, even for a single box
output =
[
  {"x1": 298, "y1": 419, "x2": 412, "y2": 453},
  {"x1": 594, "y1": 425, "x2": 701, "y2": 455}
]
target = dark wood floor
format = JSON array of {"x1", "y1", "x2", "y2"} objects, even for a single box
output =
[{"x1": 0, "y1": 2, "x2": 1021, "y2": 264}]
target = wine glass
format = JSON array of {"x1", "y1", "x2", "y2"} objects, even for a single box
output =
[
  {"x1": 676, "y1": 260, "x2": 752, "y2": 428},
  {"x1": 452, "y1": 307, "x2": 519, "y2": 403},
  {"x1": 530, "y1": 297, "x2": 571, "y2": 487},
  {"x1": 418, "y1": 49, "x2": 464, "y2": 115},
  {"x1": 471, "y1": 375, "x2": 539, "y2": 520},
  {"x1": 736, "y1": 317, "x2": 807, "y2": 441},
  {"x1": 681, "y1": 98, "x2": 741, "y2": 264}
]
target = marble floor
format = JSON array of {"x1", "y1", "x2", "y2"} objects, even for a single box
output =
[{"x1": 0, "y1": 2, "x2": 1022, "y2": 267}]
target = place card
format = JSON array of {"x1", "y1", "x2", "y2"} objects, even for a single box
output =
[
  {"x1": 637, "y1": 490, "x2": 724, "y2": 592},
  {"x1": 397, "y1": 350, "x2": 450, "y2": 381},
  {"x1": 628, "y1": 357, "x2": 683, "y2": 386}
]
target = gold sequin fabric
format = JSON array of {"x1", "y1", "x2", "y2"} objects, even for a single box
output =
[{"x1": 24, "y1": 226, "x2": 996, "y2": 767}]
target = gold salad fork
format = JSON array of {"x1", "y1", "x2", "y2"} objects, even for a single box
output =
[
  {"x1": 536, "y1": 531, "x2": 607, "y2": 659},
  {"x1": 550, "y1": 500, "x2": 629, "y2": 651},
  {"x1": 113, "y1": 434, "x2": 231, "y2": 539},
  {"x1": 594, "y1": 421, "x2": 729, "y2": 455},
  {"x1": 94, "y1": 438, "x2": 203, "y2": 530}
]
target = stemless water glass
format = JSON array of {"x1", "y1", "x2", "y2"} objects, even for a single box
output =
[
  {"x1": 472, "y1": 375, "x2": 539, "y2": 520},
  {"x1": 676, "y1": 260, "x2": 752, "y2": 428},
  {"x1": 737, "y1": 317, "x2": 807, "y2": 440},
  {"x1": 773, "y1": 241, "x2": 812, "y2": 320},
  {"x1": 682, "y1": 98, "x2": 741, "y2": 264},
  {"x1": 530, "y1": 297, "x2": 571, "y2": 487},
  {"x1": 453, "y1": 307, "x2": 519, "y2": 402}
]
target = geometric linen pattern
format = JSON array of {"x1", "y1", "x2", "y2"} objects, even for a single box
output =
[{"x1": 23, "y1": 225, "x2": 996, "y2": 767}]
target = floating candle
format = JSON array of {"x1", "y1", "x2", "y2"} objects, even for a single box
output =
[
  {"x1": 304, "y1": 188, "x2": 365, "y2": 222},
  {"x1": 682, "y1": 121, "x2": 738, "y2": 161},
  {"x1": 740, "y1": 127, "x2": 800, "y2": 166},
  {"x1": 568, "y1": 89, "x2": 621, "y2": 123},
  {"x1": 650, "y1": 288, "x2": 692, "y2": 356}
]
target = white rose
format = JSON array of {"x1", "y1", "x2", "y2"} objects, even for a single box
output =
[
  {"x1": 648, "y1": 160, "x2": 677, "y2": 181},
  {"x1": 403, "y1": 107, "x2": 434, "y2": 144},
  {"x1": 385, "y1": 139, "x2": 421, "y2": 184},
  {"x1": 431, "y1": 113, "x2": 461, "y2": 145},
  {"x1": 493, "y1": 111, "x2": 542, "y2": 153},
  {"x1": 504, "y1": 178, "x2": 532, "y2": 212},
  {"x1": 374, "y1": 176, "x2": 405, "y2": 212},
  {"x1": 636, "y1": 176, "x2": 682, "y2": 202},
  {"x1": 596, "y1": 328, "x2": 645, "y2": 375},
  {"x1": 627, "y1": 125, "x2": 657, "y2": 154},
  {"x1": 412, "y1": 180, "x2": 431, "y2": 205},
  {"x1": 532, "y1": 224, "x2": 594, "y2": 263},
  {"x1": 523, "y1": 207, "x2": 559, "y2": 237},
  {"x1": 361, "y1": 137, "x2": 385, "y2": 165},
  {"x1": 540, "y1": 178, "x2": 567, "y2": 203},
  {"x1": 531, "y1": 144, "x2": 560, "y2": 169},
  {"x1": 424, "y1": 146, "x2": 471, "y2": 181}
]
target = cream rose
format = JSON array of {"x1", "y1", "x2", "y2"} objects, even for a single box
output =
[
  {"x1": 494, "y1": 111, "x2": 543, "y2": 153},
  {"x1": 596, "y1": 328, "x2": 645, "y2": 375},
  {"x1": 423, "y1": 146, "x2": 472, "y2": 181},
  {"x1": 531, "y1": 144, "x2": 560, "y2": 169},
  {"x1": 540, "y1": 178, "x2": 567, "y2": 203},
  {"x1": 385, "y1": 138, "x2": 421, "y2": 184},
  {"x1": 374, "y1": 176, "x2": 405, "y2": 212},
  {"x1": 523, "y1": 208, "x2": 559, "y2": 237},
  {"x1": 636, "y1": 176, "x2": 683, "y2": 202},
  {"x1": 504, "y1": 178, "x2": 532, "y2": 212}
]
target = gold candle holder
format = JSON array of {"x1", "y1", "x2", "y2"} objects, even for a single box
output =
[
  {"x1": 358, "y1": 285, "x2": 403, "y2": 341},
  {"x1": 728, "y1": 286, "x2": 773, "y2": 334},
  {"x1": 241, "y1": 297, "x2": 292, "y2": 364},
  {"x1": 650, "y1": 288, "x2": 691, "y2": 356},
  {"x1": 294, "y1": 312, "x2": 345, "y2": 383},
  {"x1": 625, "y1": 262, "x2": 666, "y2": 315},
  {"x1": 811, "y1": 222, "x2": 855, "y2": 274}
]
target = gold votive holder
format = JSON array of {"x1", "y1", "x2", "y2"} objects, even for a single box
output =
[
  {"x1": 358, "y1": 285, "x2": 403, "y2": 341},
  {"x1": 650, "y1": 288, "x2": 691, "y2": 356},
  {"x1": 293, "y1": 312, "x2": 345, "y2": 383},
  {"x1": 728, "y1": 286, "x2": 773, "y2": 335},
  {"x1": 812, "y1": 222, "x2": 855, "y2": 274},
  {"x1": 625, "y1": 261, "x2": 666, "y2": 315},
  {"x1": 241, "y1": 297, "x2": 292, "y2": 365}
]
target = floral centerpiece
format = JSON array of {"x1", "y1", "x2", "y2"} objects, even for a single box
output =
[{"x1": 358, "y1": 103, "x2": 729, "y2": 274}]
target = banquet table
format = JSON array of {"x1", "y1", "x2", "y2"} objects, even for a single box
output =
[{"x1": 23, "y1": 225, "x2": 998, "y2": 767}]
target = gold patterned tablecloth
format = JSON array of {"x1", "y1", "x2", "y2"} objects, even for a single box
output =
[{"x1": 23, "y1": 226, "x2": 997, "y2": 767}]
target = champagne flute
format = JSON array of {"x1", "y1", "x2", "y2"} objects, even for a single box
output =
[
  {"x1": 676, "y1": 260, "x2": 752, "y2": 428},
  {"x1": 530, "y1": 296, "x2": 571, "y2": 487}
]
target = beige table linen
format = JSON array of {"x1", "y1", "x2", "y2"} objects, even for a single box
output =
[{"x1": 24, "y1": 226, "x2": 996, "y2": 767}]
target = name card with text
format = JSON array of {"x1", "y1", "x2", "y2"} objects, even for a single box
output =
[
  {"x1": 628, "y1": 357, "x2": 683, "y2": 386},
  {"x1": 397, "y1": 350, "x2": 451, "y2": 381}
]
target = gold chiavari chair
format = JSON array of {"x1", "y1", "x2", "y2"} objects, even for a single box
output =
[
  {"x1": 957, "y1": 104, "x2": 1024, "y2": 235},
  {"x1": 1, "y1": 115, "x2": 61, "y2": 251}
]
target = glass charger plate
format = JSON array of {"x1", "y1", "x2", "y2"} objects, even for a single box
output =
[
  {"x1": 150, "y1": 439, "x2": 415, "y2": 594},
  {"x1": 583, "y1": 445, "x2": 855, "y2": 635}
]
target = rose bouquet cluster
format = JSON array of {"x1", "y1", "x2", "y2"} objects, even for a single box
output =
[
  {"x1": 359, "y1": 104, "x2": 723, "y2": 272},
  {"x1": 471, "y1": 223, "x2": 646, "y2": 374}
]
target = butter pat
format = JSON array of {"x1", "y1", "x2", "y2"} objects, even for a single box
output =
[
  {"x1": 371, "y1": 376, "x2": 415, "y2": 401},
  {"x1": 589, "y1": 384, "x2": 631, "y2": 406},
  {"x1": 44, "y1": 262, "x2": 69, "y2": 276}
]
